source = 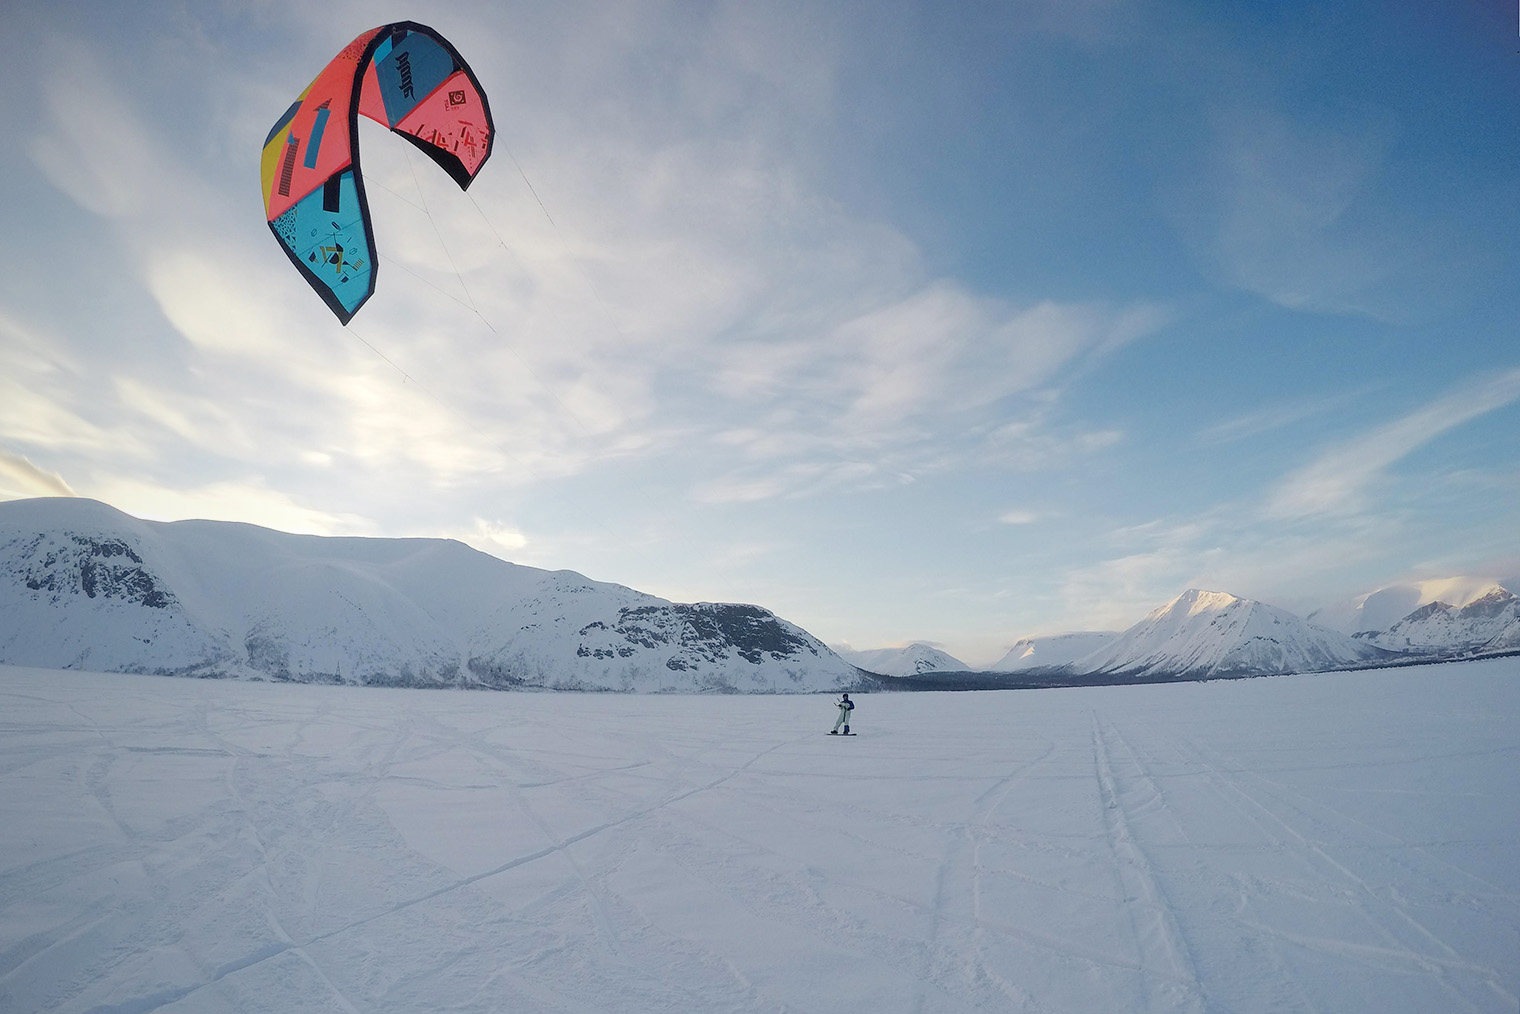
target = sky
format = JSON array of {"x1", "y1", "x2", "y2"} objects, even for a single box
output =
[{"x1": 1, "y1": 0, "x2": 1517, "y2": 667}]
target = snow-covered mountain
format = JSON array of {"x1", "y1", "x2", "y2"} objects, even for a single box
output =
[
  {"x1": 1362, "y1": 586, "x2": 1520, "y2": 654},
  {"x1": 1073, "y1": 589, "x2": 1395, "y2": 679},
  {"x1": 834, "y1": 641, "x2": 967, "y2": 676},
  {"x1": 1308, "y1": 576, "x2": 1516, "y2": 635},
  {"x1": 0, "y1": 498, "x2": 859, "y2": 692},
  {"x1": 988, "y1": 631, "x2": 1119, "y2": 672}
]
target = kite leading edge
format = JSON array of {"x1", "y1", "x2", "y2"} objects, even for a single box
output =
[{"x1": 260, "y1": 22, "x2": 494, "y2": 324}]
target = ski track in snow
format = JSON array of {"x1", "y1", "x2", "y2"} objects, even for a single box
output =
[
  {"x1": 1090, "y1": 715, "x2": 1207, "y2": 1013},
  {"x1": 1173, "y1": 735, "x2": 1509, "y2": 1012},
  {"x1": 0, "y1": 661, "x2": 1517, "y2": 1013}
]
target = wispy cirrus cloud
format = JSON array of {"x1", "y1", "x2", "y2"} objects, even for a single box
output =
[
  {"x1": 1055, "y1": 506, "x2": 1411, "y2": 633},
  {"x1": 0, "y1": 449, "x2": 76, "y2": 500},
  {"x1": 88, "y1": 476, "x2": 379, "y2": 537},
  {"x1": 18, "y1": 8, "x2": 1178, "y2": 531},
  {"x1": 1196, "y1": 388, "x2": 1370, "y2": 445},
  {"x1": 1265, "y1": 367, "x2": 1520, "y2": 520},
  {"x1": 997, "y1": 509, "x2": 1039, "y2": 525},
  {"x1": 1054, "y1": 362, "x2": 1520, "y2": 628},
  {"x1": 687, "y1": 292, "x2": 1159, "y2": 502},
  {"x1": 0, "y1": 313, "x2": 141, "y2": 461},
  {"x1": 1167, "y1": 102, "x2": 1420, "y2": 320}
]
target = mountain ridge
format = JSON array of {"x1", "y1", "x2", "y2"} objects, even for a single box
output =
[
  {"x1": 988, "y1": 630, "x2": 1120, "y2": 672},
  {"x1": 8, "y1": 498, "x2": 1518, "y2": 691},
  {"x1": 1068, "y1": 589, "x2": 1397, "y2": 680},
  {"x1": 833, "y1": 642, "x2": 968, "y2": 676},
  {"x1": 0, "y1": 498, "x2": 859, "y2": 692},
  {"x1": 1363, "y1": 586, "x2": 1520, "y2": 654}
]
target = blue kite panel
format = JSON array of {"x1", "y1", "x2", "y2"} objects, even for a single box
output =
[
  {"x1": 374, "y1": 33, "x2": 457, "y2": 127},
  {"x1": 271, "y1": 170, "x2": 373, "y2": 316},
  {"x1": 303, "y1": 107, "x2": 331, "y2": 170}
]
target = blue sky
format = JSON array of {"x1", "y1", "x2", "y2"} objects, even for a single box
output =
[{"x1": 1, "y1": 0, "x2": 1516, "y2": 665}]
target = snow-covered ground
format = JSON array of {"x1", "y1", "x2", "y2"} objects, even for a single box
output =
[{"x1": 1, "y1": 660, "x2": 1516, "y2": 1014}]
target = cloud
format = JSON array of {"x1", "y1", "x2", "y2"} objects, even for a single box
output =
[
  {"x1": 112, "y1": 378, "x2": 262, "y2": 459},
  {"x1": 1168, "y1": 102, "x2": 1415, "y2": 318},
  {"x1": 982, "y1": 415, "x2": 1124, "y2": 471},
  {"x1": 143, "y1": 248, "x2": 321, "y2": 364},
  {"x1": 1060, "y1": 549, "x2": 1195, "y2": 630},
  {"x1": 684, "y1": 291, "x2": 1158, "y2": 501},
  {"x1": 89, "y1": 477, "x2": 378, "y2": 537},
  {"x1": 1266, "y1": 367, "x2": 1520, "y2": 519},
  {"x1": 0, "y1": 313, "x2": 143, "y2": 459},
  {"x1": 452, "y1": 517, "x2": 530, "y2": 560},
  {"x1": 691, "y1": 473, "x2": 795, "y2": 505},
  {"x1": 15, "y1": 12, "x2": 1180, "y2": 528},
  {"x1": 1052, "y1": 457, "x2": 1520, "y2": 634},
  {"x1": 1053, "y1": 495, "x2": 1431, "y2": 629},
  {"x1": 19, "y1": 43, "x2": 604, "y2": 492},
  {"x1": 1196, "y1": 388, "x2": 1369, "y2": 445},
  {"x1": 690, "y1": 459, "x2": 880, "y2": 505},
  {"x1": 24, "y1": 41, "x2": 162, "y2": 219},
  {"x1": 998, "y1": 509, "x2": 1039, "y2": 525},
  {"x1": 825, "y1": 291, "x2": 1164, "y2": 432},
  {"x1": 831, "y1": 283, "x2": 987, "y2": 429},
  {"x1": 0, "y1": 449, "x2": 76, "y2": 500}
]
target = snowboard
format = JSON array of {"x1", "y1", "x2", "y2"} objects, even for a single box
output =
[{"x1": 828, "y1": 731, "x2": 856, "y2": 736}]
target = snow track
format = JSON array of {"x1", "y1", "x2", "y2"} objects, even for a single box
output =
[
  {"x1": 0, "y1": 660, "x2": 1516, "y2": 1013},
  {"x1": 1091, "y1": 716, "x2": 1207, "y2": 1013}
]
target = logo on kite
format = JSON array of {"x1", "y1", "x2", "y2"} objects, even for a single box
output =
[{"x1": 260, "y1": 22, "x2": 494, "y2": 324}]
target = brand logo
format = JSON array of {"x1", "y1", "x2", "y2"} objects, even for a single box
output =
[{"x1": 396, "y1": 52, "x2": 414, "y2": 99}]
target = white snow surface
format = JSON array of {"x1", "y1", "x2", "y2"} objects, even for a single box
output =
[
  {"x1": 989, "y1": 630, "x2": 1120, "y2": 672},
  {"x1": 835, "y1": 642, "x2": 968, "y2": 675},
  {"x1": 2, "y1": 660, "x2": 1516, "y2": 1014},
  {"x1": 1076, "y1": 589, "x2": 1390, "y2": 679},
  {"x1": 0, "y1": 497, "x2": 857, "y2": 693}
]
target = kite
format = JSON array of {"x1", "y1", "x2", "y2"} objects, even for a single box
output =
[{"x1": 261, "y1": 22, "x2": 494, "y2": 324}]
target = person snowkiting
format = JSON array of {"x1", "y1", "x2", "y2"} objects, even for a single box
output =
[{"x1": 830, "y1": 693, "x2": 854, "y2": 735}]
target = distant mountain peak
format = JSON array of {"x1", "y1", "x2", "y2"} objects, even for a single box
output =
[
  {"x1": 1369, "y1": 582, "x2": 1520, "y2": 654},
  {"x1": 833, "y1": 641, "x2": 967, "y2": 676},
  {"x1": 1156, "y1": 588, "x2": 1242, "y2": 618},
  {"x1": 1079, "y1": 588, "x2": 1391, "y2": 680},
  {"x1": 1308, "y1": 576, "x2": 1514, "y2": 635},
  {"x1": 1463, "y1": 586, "x2": 1515, "y2": 611},
  {"x1": 988, "y1": 630, "x2": 1120, "y2": 673},
  {"x1": 1404, "y1": 601, "x2": 1453, "y2": 623}
]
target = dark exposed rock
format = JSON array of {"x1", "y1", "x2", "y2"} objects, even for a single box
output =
[
  {"x1": 573, "y1": 602, "x2": 820, "y2": 669},
  {"x1": 12, "y1": 534, "x2": 172, "y2": 609}
]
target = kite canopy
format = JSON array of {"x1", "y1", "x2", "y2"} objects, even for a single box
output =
[{"x1": 261, "y1": 22, "x2": 494, "y2": 324}]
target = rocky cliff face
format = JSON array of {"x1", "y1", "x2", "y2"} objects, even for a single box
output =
[{"x1": 17, "y1": 533, "x2": 174, "y2": 609}]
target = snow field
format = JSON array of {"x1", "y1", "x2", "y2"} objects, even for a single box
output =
[{"x1": 0, "y1": 660, "x2": 1516, "y2": 1013}]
